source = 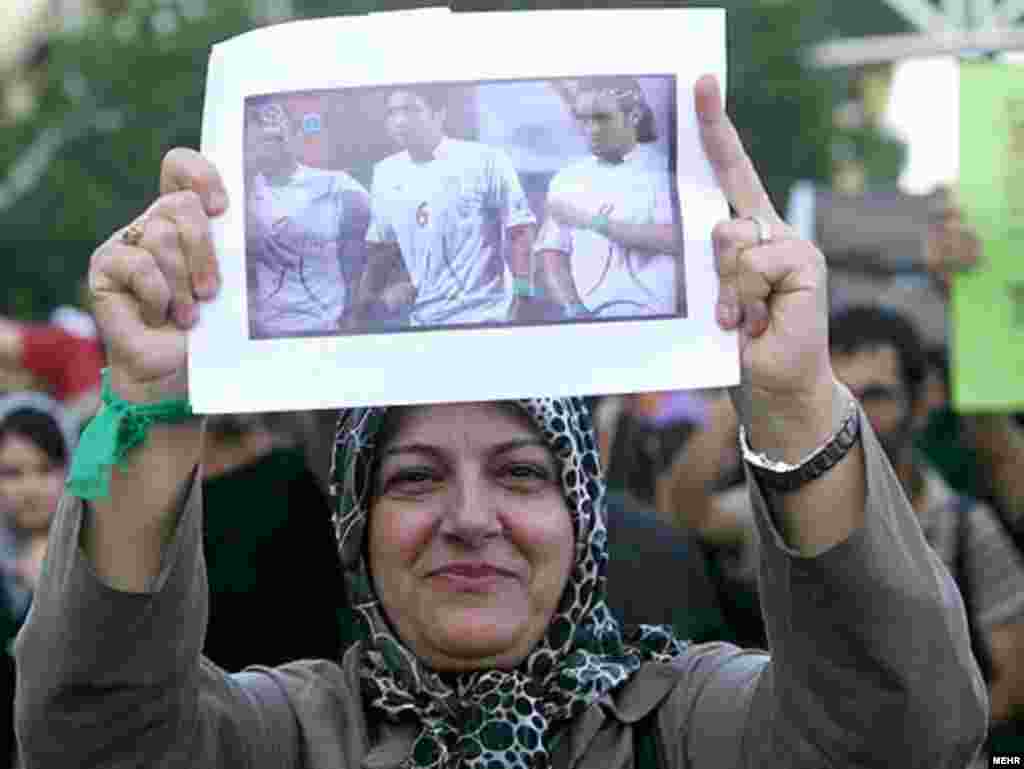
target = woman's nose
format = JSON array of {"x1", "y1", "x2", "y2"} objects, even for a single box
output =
[{"x1": 439, "y1": 475, "x2": 501, "y2": 546}]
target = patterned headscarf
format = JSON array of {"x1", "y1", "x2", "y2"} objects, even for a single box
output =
[{"x1": 329, "y1": 398, "x2": 687, "y2": 769}]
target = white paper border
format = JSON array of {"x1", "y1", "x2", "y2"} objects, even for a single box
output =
[{"x1": 193, "y1": 7, "x2": 733, "y2": 412}]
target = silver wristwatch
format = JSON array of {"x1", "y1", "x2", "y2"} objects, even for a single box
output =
[{"x1": 739, "y1": 401, "x2": 862, "y2": 493}]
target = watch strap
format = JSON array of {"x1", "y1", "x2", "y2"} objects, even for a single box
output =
[{"x1": 740, "y1": 400, "x2": 861, "y2": 493}]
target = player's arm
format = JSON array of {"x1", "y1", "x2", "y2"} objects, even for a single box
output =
[
  {"x1": 336, "y1": 188, "x2": 372, "y2": 324},
  {"x1": 534, "y1": 239, "x2": 586, "y2": 317},
  {"x1": 346, "y1": 241, "x2": 417, "y2": 330},
  {"x1": 346, "y1": 172, "x2": 416, "y2": 328},
  {"x1": 546, "y1": 196, "x2": 681, "y2": 255},
  {"x1": 497, "y1": 157, "x2": 587, "y2": 320}
]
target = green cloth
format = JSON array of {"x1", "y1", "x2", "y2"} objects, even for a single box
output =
[
  {"x1": 915, "y1": 406, "x2": 986, "y2": 501},
  {"x1": 66, "y1": 369, "x2": 192, "y2": 500}
]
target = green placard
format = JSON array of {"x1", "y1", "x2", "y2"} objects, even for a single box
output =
[{"x1": 954, "y1": 60, "x2": 1024, "y2": 412}]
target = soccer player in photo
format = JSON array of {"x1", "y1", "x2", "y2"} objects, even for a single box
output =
[
  {"x1": 349, "y1": 85, "x2": 537, "y2": 329},
  {"x1": 244, "y1": 98, "x2": 370, "y2": 338},
  {"x1": 535, "y1": 77, "x2": 683, "y2": 320}
]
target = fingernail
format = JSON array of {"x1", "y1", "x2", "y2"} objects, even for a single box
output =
[
  {"x1": 196, "y1": 272, "x2": 219, "y2": 299},
  {"x1": 716, "y1": 301, "x2": 736, "y2": 328},
  {"x1": 209, "y1": 190, "x2": 229, "y2": 214},
  {"x1": 176, "y1": 303, "x2": 198, "y2": 328}
]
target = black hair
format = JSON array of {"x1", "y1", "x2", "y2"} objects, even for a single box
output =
[
  {"x1": 829, "y1": 304, "x2": 928, "y2": 405},
  {"x1": 924, "y1": 345, "x2": 951, "y2": 392},
  {"x1": 0, "y1": 408, "x2": 69, "y2": 467},
  {"x1": 245, "y1": 95, "x2": 299, "y2": 132},
  {"x1": 390, "y1": 84, "x2": 448, "y2": 115},
  {"x1": 575, "y1": 76, "x2": 657, "y2": 143}
]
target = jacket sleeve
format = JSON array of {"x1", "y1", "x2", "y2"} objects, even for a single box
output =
[
  {"x1": 660, "y1": 408, "x2": 988, "y2": 769},
  {"x1": 13, "y1": 471, "x2": 300, "y2": 768}
]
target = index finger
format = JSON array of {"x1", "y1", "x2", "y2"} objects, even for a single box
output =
[
  {"x1": 695, "y1": 75, "x2": 777, "y2": 220},
  {"x1": 159, "y1": 148, "x2": 229, "y2": 216}
]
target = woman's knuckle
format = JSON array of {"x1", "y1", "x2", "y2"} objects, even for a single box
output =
[
  {"x1": 145, "y1": 215, "x2": 179, "y2": 252},
  {"x1": 171, "y1": 188, "x2": 204, "y2": 216}
]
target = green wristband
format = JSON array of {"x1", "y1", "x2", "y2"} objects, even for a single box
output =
[
  {"x1": 564, "y1": 302, "x2": 590, "y2": 319},
  {"x1": 512, "y1": 276, "x2": 534, "y2": 298},
  {"x1": 66, "y1": 369, "x2": 194, "y2": 500},
  {"x1": 589, "y1": 212, "x2": 611, "y2": 237}
]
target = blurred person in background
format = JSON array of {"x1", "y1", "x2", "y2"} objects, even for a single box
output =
[
  {"x1": 916, "y1": 346, "x2": 1024, "y2": 539},
  {"x1": 914, "y1": 196, "x2": 1024, "y2": 536},
  {"x1": 534, "y1": 76, "x2": 682, "y2": 320},
  {"x1": 0, "y1": 393, "x2": 79, "y2": 768},
  {"x1": 653, "y1": 390, "x2": 767, "y2": 649},
  {"x1": 200, "y1": 412, "x2": 351, "y2": 671},
  {"x1": 350, "y1": 84, "x2": 537, "y2": 329},
  {"x1": 245, "y1": 97, "x2": 371, "y2": 339},
  {"x1": 0, "y1": 312, "x2": 103, "y2": 420},
  {"x1": 659, "y1": 304, "x2": 1024, "y2": 747},
  {"x1": 596, "y1": 390, "x2": 706, "y2": 509}
]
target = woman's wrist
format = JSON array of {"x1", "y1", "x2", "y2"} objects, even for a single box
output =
[
  {"x1": 108, "y1": 366, "x2": 190, "y2": 405},
  {"x1": 744, "y1": 377, "x2": 845, "y2": 465}
]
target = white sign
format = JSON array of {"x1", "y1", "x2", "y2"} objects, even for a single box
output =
[{"x1": 192, "y1": 7, "x2": 734, "y2": 412}]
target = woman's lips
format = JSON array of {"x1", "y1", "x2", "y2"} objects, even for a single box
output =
[{"x1": 429, "y1": 563, "x2": 514, "y2": 590}]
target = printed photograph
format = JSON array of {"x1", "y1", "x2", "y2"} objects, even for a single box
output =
[{"x1": 243, "y1": 75, "x2": 685, "y2": 340}]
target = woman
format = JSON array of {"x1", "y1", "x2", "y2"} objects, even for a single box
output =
[
  {"x1": 0, "y1": 393, "x2": 78, "y2": 611},
  {"x1": 14, "y1": 76, "x2": 986, "y2": 767},
  {"x1": 0, "y1": 392, "x2": 78, "y2": 769}
]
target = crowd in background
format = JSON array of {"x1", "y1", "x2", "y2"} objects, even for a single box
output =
[{"x1": 1, "y1": 141, "x2": 1022, "y2": 769}]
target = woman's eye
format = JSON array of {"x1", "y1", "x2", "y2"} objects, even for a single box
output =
[
  {"x1": 501, "y1": 463, "x2": 551, "y2": 483},
  {"x1": 385, "y1": 468, "x2": 440, "y2": 493}
]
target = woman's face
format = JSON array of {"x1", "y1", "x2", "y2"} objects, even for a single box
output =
[
  {"x1": 369, "y1": 402, "x2": 575, "y2": 672},
  {"x1": 0, "y1": 432, "x2": 64, "y2": 532}
]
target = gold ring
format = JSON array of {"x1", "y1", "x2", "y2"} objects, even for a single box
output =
[
  {"x1": 746, "y1": 214, "x2": 772, "y2": 246},
  {"x1": 121, "y1": 217, "x2": 148, "y2": 247}
]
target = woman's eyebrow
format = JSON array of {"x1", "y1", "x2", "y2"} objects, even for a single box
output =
[
  {"x1": 380, "y1": 443, "x2": 444, "y2": 462},
  {"x1": 491, "y1": 438, "x2": 550, "y2": 456},
  {"x1": 380, "y1": 438, "x2": 550, "y2": 460}
]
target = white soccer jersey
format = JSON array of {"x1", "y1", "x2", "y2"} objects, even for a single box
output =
[
  {"x1": 534, "y1": 144, "x2": 680, "y2": 318},
  {"x1": 247, "y1": 164, "x2": 369, "y2": 338},
  {"x1": 366, "y1": 137, "x2": 535, "y2": 326}
]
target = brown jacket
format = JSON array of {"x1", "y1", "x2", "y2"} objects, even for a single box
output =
[{"x1": 15, "y1": 415, "x2": 987, "y2": 768}]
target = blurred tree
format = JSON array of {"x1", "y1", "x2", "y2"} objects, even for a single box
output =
[{"x1": 0, "y1": 0, "x2": 254, "y2": 319}]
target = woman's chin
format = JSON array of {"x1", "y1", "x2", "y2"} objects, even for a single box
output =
[{"x1": 424, "y1": 608, "x2": 538, "y2": 670}]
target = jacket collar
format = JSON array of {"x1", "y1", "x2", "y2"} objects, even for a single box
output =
[{"x1": 360, "y1": 659, "x2": 684, "y2": 769}]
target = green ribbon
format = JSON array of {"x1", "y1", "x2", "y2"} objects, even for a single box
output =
[
  {"x1": 66, "y1": 369, "x2": 193, "y2": 500},
  {"x1": 512, "y1": 276, "x2": 543, "y2": 298},
  {"x1": 589, "y1": 211, "x2": 611, "y2": 237}
]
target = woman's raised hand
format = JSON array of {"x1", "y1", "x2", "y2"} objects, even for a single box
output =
[
  {"x1": 88, "y1": 149, "x2": 228, "y2": 402},
  {"x1": 697, "y1": 74, "x2": 835, "y2": 444}
]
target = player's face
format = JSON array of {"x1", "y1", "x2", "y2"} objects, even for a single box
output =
[
  {"x1": 246, "y1": 103, "x2": 297, "y2": 175},
  {"x1": 386, "y1": 91, "x2": 444, "y2": 152},
  {"x1": 574, "y1": 90, "x2": 637, "y2": 161}
]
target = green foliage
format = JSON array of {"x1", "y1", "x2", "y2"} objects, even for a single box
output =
[{"x1": 0, "y1": 0, "x2": 254, "y2": 318}]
